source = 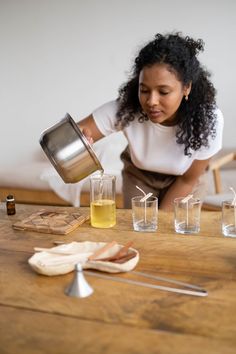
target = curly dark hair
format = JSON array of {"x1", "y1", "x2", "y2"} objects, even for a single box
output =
[{"x1": 116, "y1": 32, "x2": 217, "y2": 156}]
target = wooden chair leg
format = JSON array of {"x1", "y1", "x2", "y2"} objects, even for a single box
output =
[{"x1": 212, "y1": 169, "x2": 222, "y2": 194}]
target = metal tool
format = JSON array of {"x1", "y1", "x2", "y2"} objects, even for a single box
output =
[
  {"x1": 84, "y1": 270, "x2": 208, "y2": 297},
  {"x1": 65, "y1": 263, "x2": 94, "y2": 298}
]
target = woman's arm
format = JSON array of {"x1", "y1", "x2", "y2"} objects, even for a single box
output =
[
  {"x1": 78, "y1": 114, "x2": 104, "y2": 143},
  {"x1": 159, "y1": 158, "x2": 211, "y2": 211}
]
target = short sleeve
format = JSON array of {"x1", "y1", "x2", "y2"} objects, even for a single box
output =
[
  {"x1": 195, "y1": 108, "x2": 224, "y2": 160},
  {"x1": 92, "y1": 100, "x2": 119, "y2": 136}
]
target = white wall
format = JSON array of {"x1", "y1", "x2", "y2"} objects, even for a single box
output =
[{"x1": 1, "y1": 0, "x2": 236, "y2": 166}]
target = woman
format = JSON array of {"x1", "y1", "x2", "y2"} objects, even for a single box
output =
[{"x1": 78, "y1": 32, "x2": 224, "y2": 210}]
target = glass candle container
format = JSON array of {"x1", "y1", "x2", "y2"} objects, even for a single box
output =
[{"x1": 90, "y1": 173, "x2": 116, "y2": 228}]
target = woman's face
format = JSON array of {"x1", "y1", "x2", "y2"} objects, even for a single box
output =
[{"x1": 138, "y1": 63, "x2": 191, "y2": 126}]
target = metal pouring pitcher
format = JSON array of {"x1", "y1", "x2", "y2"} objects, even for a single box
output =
[{"x1": 39, "y1": 113, "x2": 103, "y2": 183}]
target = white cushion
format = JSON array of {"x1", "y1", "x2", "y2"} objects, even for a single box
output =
[
  {"x1": 0, "y1": 161, "x2": 52, "y2": 190},
  {"x1": 203, "y1": 193, "x2": 233, "y2": 207}
]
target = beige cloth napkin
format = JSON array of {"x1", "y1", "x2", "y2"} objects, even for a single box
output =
[{"x1": 28, "y1": 241, "x2": 139, "y2": 276}]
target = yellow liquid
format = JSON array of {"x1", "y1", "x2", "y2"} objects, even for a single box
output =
[{"x1": 90, "y1": 199, "x2": 116, "y2": 228}]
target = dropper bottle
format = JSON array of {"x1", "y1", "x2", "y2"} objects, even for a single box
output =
[{"x1": 6, "y1": 195, "x2": 16, "y2": 215}]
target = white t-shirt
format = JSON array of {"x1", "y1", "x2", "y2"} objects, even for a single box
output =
[{"x1": 92, "y1": 100, "x2": 224, "y2": 175}]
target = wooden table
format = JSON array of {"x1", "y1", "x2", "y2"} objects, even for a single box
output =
[{"x1": 0, "y1": 204, "x2": 236, "y2": 354}]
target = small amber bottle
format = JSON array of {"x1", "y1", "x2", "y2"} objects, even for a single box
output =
[{"x1": 6, "y1": 195, "x2": 16, "y2": 215}]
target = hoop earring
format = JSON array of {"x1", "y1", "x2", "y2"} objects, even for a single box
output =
[{"x1": 185, "y1": 95, "x2": 188, "y2": 101}]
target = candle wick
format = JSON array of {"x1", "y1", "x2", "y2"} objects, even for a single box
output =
[
  {"x1": 136, "y1": 185, "x2": 146, "y2": 196},
  {"x1": 181, "y1": 194, "x2": 193, "y2": 204},
  {"x1": 140, "y1": 192, "x2": 153, "y2": 202},
  {"x1": 229, "y1": 187, "x2": 236, "y2": 206}
]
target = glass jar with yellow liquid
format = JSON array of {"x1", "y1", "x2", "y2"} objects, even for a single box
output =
[{"x1": 90, "y1": 173, "x2": 116, "y2": 228}]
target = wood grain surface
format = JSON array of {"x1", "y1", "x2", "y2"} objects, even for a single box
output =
[{"x1": 0, "y1": 204, "x2": 236, "y2": 354}]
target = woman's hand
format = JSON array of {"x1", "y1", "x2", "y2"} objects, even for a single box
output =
[
  {"x1": 160, "y1": 158, "x2": 210, "y2": 211},
  {"x1": 77, "y1": 114, "x2": 104, "y2": 144},
  {"x1": 81, "y1": 127, "x2": 94, "y2": 145}
]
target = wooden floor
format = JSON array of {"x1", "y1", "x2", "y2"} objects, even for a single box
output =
[
  {"x1": 0, "y1": 186, "x2": 219, "y2": 211},
  {"x1": 0, "y1": 187, "x2": 124, "y2": 208}
]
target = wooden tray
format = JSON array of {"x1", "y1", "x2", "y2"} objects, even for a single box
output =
[{"x1": 12, "y1": 209, "x2": 89, "y2": 235}]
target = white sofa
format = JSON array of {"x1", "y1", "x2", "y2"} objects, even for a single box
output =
[
  {"x1": 0, "y1": 133, "x2": 127, "y2": 208},
  {"x1": 0, "y1": 134, "x2": 235, "y2": 209}
]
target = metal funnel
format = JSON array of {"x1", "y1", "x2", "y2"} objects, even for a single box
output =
[{"x1": 65, "y1": 263, "x2": 94, "y2": 298}]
